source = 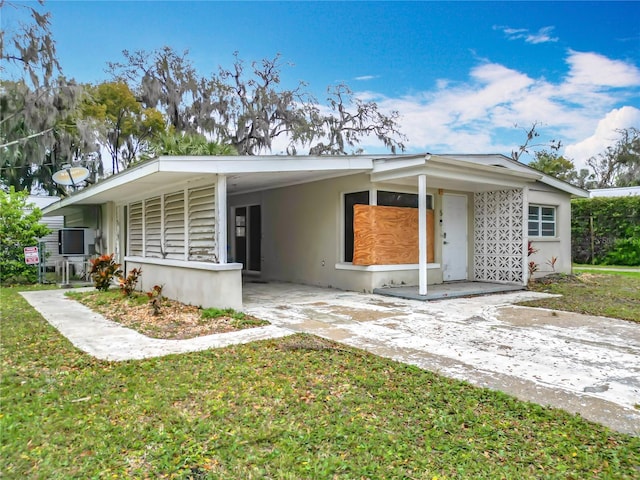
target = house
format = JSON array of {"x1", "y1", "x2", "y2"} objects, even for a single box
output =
[
  {"x1": 589, "y1": 186, "x2": 640, "y2": 198},
  {"x1": 42, "y1": 153, "x2": 588, "y2": 309},
  {"x1": 28, "y1": 195, "x2": 65, "y2": 271}
]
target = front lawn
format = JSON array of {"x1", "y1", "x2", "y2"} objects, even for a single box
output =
[
  {"x1": 2, "y1": 286, "x2": 639, "y2": 479},
  {"x1": 524, "y1": 273, "x2": 640, "y2": 323}
]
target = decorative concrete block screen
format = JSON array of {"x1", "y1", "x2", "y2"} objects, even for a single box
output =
[
  {"x1": 473, "y1": 189, "x2": 524, "y2": 283},
  {"x1": 352, "y1": 204, "x2": 434, "y2": 265}
]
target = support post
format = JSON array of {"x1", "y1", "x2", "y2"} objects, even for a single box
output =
[
  {"x1": 216, "y1": 175, "x2": 228, "y2": 264},
  {"x1": 418, "y1": 174, "x2": 428, "y2": 295}
]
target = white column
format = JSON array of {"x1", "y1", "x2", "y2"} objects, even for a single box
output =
[
  {"x1": 418, "y1": 174, "x2": 428, "y2": 295},
  {"x1": 216, "y1": 175, "x2": 228, "y2": 264}
]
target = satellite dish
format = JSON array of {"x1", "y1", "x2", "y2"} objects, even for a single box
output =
[{"x1": 52, "y1": 167, "x2": 90, "y2": 186}]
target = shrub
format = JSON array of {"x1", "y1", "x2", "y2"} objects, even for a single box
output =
[
  {"x1": 603, "y1": 238, "x2": 640, "y2": 266},
  {"x1": 201, "y1": 307, "x2": 246, "y2": 321},
  {"x1": 0, "y1": 188, "x2": 51, "y2": 284},
  {"x1": 147, "y1": 285, "x2": 164, "y2": 315},
  {"x1": 118, "y1": 267, "x2": 142, "y2": 297},
  {"x1": 527, "y1": 241, "x2": 539, "y2": 279},
  {"x1": 572, "y1": 196, "x2": 640, "y2": 265},
  {"x1": 89, "y1": 254, "x2": 122, "y2": 291}
]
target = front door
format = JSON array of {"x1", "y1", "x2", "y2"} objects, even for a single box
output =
[
  {"x1": 234, "y1": 205, "x2": 261, "y2": 272},
  {"x1": 442, "y1": 194, "x2": 468, "y2": 281}
]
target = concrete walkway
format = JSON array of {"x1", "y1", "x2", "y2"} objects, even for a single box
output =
[
  {"x1": 19, "y1": 288, "x2": 293, "y2": 361},
  {"x1": 20, "y1": 284, "x2": 640, "y2": 435}
]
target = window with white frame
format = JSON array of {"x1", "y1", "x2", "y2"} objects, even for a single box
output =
[{"x1": 528, "y1": 205, "x2": 556, "y2": 237}]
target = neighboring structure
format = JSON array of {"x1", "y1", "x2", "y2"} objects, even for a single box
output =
[
  {"x1": 42, "y1": 154, "x2": 588, "y2": 309},
  {"x1": 28, "y1": 195, "x2": 64, "y2": 270},
  {"x1": 589, "y1": 186, "x2": 640, "y2": 198}
]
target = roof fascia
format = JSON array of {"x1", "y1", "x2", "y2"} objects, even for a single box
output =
[
  {"x1": 158, "y1": 155, "x2": 374, "y2": 173},
  {"x1": 42, "y1": 160, "x2": 161, "y2": 215},
  {"x1": 371, "y1": 154, "x2": 541, "y2": 184},
  {"x1": 446, "y1": 154, "x2": 589, "y2": 197}
]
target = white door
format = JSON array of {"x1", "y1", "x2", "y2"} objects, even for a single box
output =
[{"x1": 442, "y1": 194, "x2": 468, "y2": 281}]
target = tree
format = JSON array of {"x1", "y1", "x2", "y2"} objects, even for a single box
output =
[
  {"x1": 149, "y1": 130, "x2": 236, "y2": 156},
  {"x1": 309, "y1": 84, "x2": 405, "y2": 155},
  {"x1": 511, "y1": 122, "x2": 561, "y2": 162},
  {"x1": 81, "y1": 81, "x2": 166, "y2": 173},
  {"x1": 528, "y1": 151, "x2": 579, "y2": 183},
  {"x1": 109, "y1": 48, "x2": 406, "y2": 156},
  {"x1": 0, "y1": 187, "x2": 50, "y2": 284},
  {"x1": 1, "y1": 2, "x2": 87, "y2": 191},
  {"x1": 108, "y1": 47, "x2": 198, "y2": 133},
  {"x1": 586, "y1": 127, "x2": 640, "y2": 188}
]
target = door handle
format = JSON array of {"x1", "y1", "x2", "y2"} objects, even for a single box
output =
[{"x1": 443, "y1": 241, "x2": 449, "y2": 245}]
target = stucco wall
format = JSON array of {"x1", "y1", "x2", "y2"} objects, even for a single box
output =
[
  {"x1": 125, "y1": 258, "x2": 243, "y2": 309},
  {"x1": 229, "y1": 174, "x2": 444, "y2": 292},
  {"x1": 528, "y1": 184, "x2": 573, "y2": 276}
]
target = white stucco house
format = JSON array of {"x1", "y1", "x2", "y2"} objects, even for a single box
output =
[{"x1": 42, "y1": 153, "x2": 588, "y2": 309}]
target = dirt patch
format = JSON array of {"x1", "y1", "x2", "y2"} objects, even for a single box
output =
[
  {"x1": 325, "y1": 305, "x2": 403, "y2": 322},
  {"x1": 496, "y1": 306, "x2": 601, "y2": 329},
  {"x1": 69, "y1": 291, "x2": 269, "y2": 340}
]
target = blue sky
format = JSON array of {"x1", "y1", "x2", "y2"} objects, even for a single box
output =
[{"x1": 5, "y1": 1, "x2": 640, "y2": 166}]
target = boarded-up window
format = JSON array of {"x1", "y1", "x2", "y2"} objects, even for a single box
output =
[
  {"x1": 352, "y1": 204, "x2": 434, "y2": 265},
  {"x1": 145, "y1": 197, "x2": 162, "y2": 258},
  {"x1": 188, "y1": 186, "x2": 217, "y2": 262},
  {"x1": 128, "y1": 202, "x2": 143, "y2": 256},
  {"x1": 164, "y1": 192, "x2": 185, "y2": 260}
]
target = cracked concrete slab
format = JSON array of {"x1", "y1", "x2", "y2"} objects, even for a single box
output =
[{"x1": 243, "y1": 282, "x2": 640, "y2": 435}]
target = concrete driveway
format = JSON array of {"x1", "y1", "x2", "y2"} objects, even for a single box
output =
[
  {"x1": 242, "y1": 282, "x2": 640, "y2": 435},
  {"x1": 21, "y1": 283, "x2": 640, "y2": 435}
]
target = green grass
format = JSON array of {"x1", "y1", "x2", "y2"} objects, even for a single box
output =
[
  {"x1": 524, "y1": 273, "x2": 640, "y2": 322},
  {"x1": 66, "y1": 288, "x2": 150, "y2": 306},
  {"x1": 576, "y1": 269, "x2": 640, "y2": 279},
  {"x1": 201, "y1": 307, "x2": 268, "y2": 329},
  {"x1": 574, "y1": 263, "x2": 640, "y2": 270},
  {"x1": 572, "y1": 268, "x2": 640, "y2": 279},
  {"x1": 2, "y1": 287, "x2": 639, "y2": 479}
]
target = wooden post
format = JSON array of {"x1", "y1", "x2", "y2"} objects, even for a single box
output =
[{"x1": 589, "y1": 215, "x2": 595, "y2": 265}]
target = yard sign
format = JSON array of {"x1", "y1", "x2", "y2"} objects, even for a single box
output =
[{"x1": 24, "y1": 246, "x2": 39, "y2": 265}]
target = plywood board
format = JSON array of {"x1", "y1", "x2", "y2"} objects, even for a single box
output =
[{"x1": 352, "y1": 205, "x2": 434, "y2": 265}]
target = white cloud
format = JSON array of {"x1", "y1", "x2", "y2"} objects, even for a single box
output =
[
  {"x1": 347, "y1": 51, "x2": 639, "y2": 161},
  {"x1": 564, "y1": 50, "x2": 640, "y2": 88},
  {"x1": 564, "y1": 106, "x2": 640, "y2": 170},
  {"x1": 266, "y1": 50, "x2": 639, "y2": 162},
  {"x1": 354, "y1": 75, "x2": 379, "y2": 81},
  {"x1": 495, "y1": 25, "x2": 558, "y2": 44}
]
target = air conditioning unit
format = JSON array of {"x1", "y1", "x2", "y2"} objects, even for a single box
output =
[{"x1": 58, "y1": 228, "x2": 95, "y2": 256}]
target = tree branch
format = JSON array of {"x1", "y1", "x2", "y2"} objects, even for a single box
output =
[{"x1": 0, "y1": 128, "x2": 54, "y2": 148}]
